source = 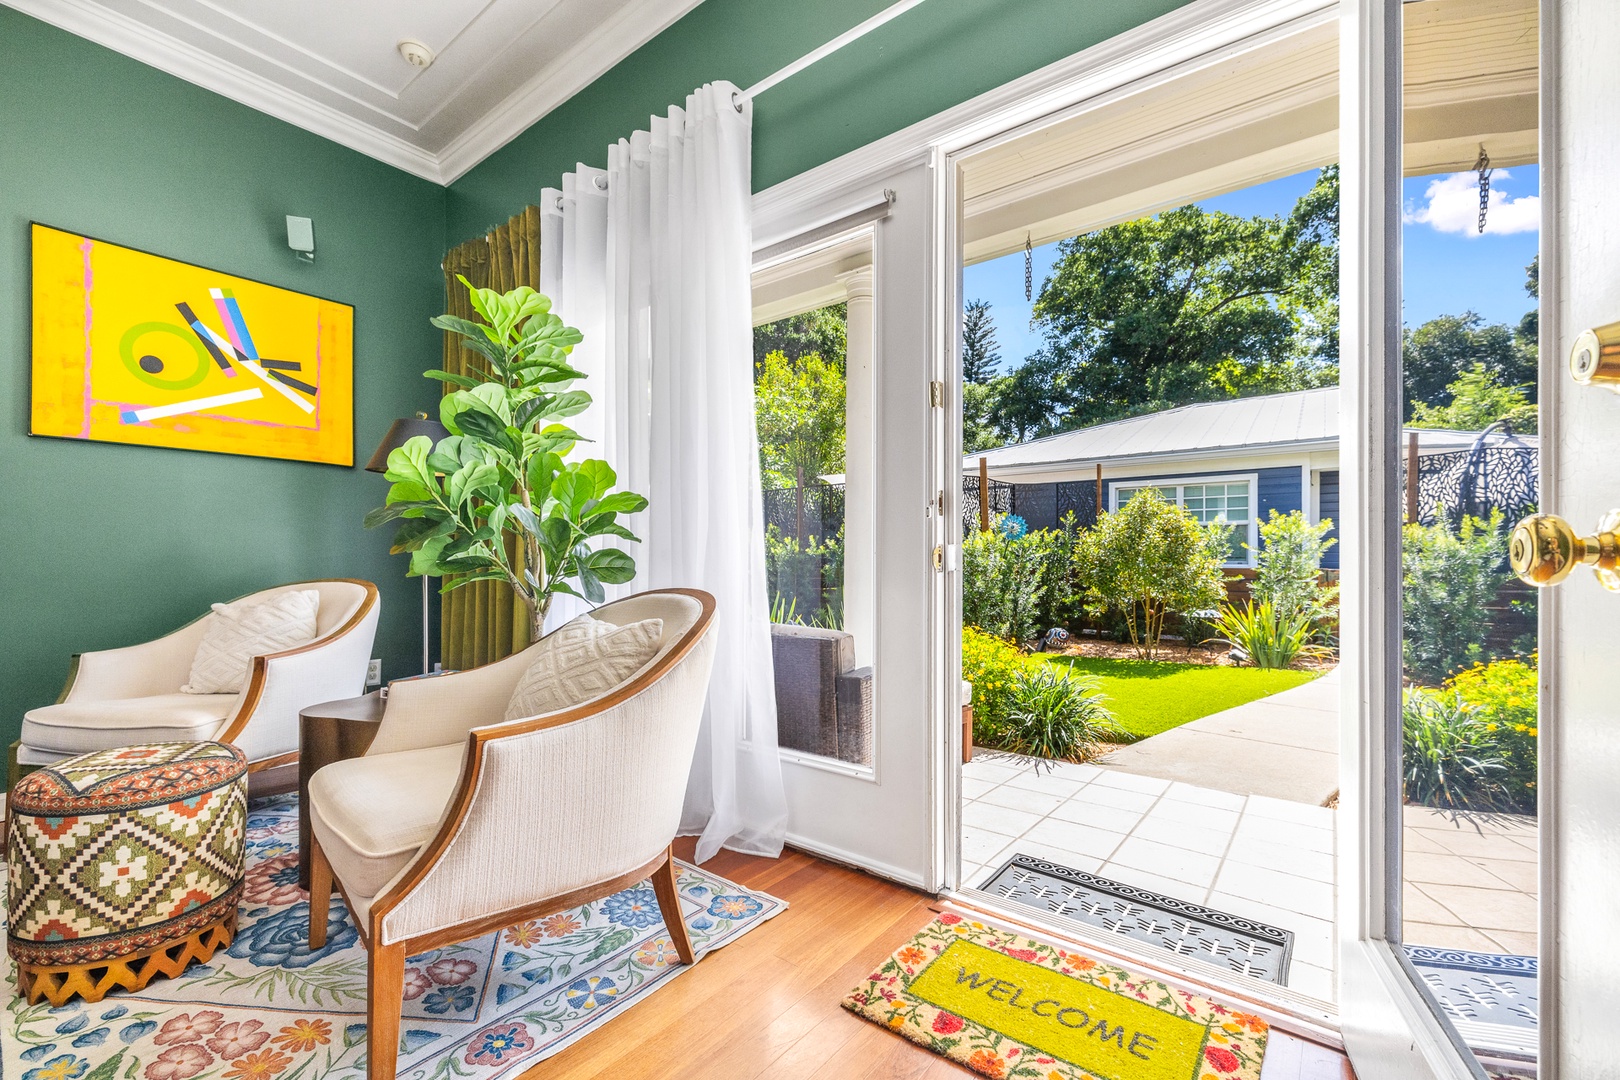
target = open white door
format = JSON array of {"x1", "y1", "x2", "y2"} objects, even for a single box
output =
[{"x1": 1340, "y1": 0, "x2": 1619, "y2": 1073}]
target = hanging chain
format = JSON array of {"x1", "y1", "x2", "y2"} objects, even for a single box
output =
[
  {"x1": 1024, "y1": 235, "x2": 1033, "y2": 302},
  {"x1": 1474, "y1": 145, "x2": 1492, "y2": 234}
]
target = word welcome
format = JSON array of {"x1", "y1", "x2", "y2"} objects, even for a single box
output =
[{"x1": 952, "y1": 967, "x2": 1159, "y2": 1060}]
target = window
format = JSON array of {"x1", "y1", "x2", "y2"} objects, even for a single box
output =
[{"x1": 1114, "y1": 476, "x2": 1256, "y2": 565}]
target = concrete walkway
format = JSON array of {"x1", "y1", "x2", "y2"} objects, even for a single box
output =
[{"x1": 1095, "y1": 668, "x2": 1340, "y2": 805}]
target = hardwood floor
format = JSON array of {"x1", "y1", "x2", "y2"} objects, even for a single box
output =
[{"x1": 524, "y1": 840, "x2": 1354, "y2": 1079}]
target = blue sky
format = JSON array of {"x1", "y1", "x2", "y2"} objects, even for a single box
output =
[{"x1": 963, "y1": 165, "x2": 1541, "y2": 376}]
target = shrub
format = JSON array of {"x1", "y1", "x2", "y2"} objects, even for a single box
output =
[
  {"x1": 1251, "y1": 510, "x2": 1338, "y2": 633},
  {"x1": 766, "y1": 524, "x2": 843, "y2": 628},
  {"x1": 1073, "y1": 490, "x2": 1229, "y2": 659},
  {"x1": 1214, "y1": 601, "x2": 1319, "y2": 669},
  {"x1": 962, "y1": 626, "x2": 1032, "y2": 746},
  {"x1": 1001, "y1": 664, "x2": 1120, "y2": 762},
  {"x1": 1402, "y1": 512, "x2": 1508, "y2": 684},
  {"x1": 1448, "y1": 655, "x2": 1538, "y2": 812},
  {"x1": 963, "y1": 518, "x2": 1069, "y2": 643},
  {"x1": 1402, "y1": 689, "x2": 1509, "y2": 811}
]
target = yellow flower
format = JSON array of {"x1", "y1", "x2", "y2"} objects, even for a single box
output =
[{"x1": 1530, "y1": 727, "x2": 1538, "y2": 737}]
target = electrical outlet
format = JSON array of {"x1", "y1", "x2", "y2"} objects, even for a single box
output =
[{"x1": 366, "y1": 658, "x2": 382, "y2": 685}]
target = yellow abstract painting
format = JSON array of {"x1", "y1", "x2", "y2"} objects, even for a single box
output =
[{"x1": 30, "y1": 223, "x2": 354, "y2": 465}]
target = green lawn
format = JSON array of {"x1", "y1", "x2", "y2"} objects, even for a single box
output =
[{"x1": 1041, "y1": 655, "x2": 1320, "y2": 741}]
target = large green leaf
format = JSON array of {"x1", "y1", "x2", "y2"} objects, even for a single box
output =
[
  {"x1": 545, "y1": 390, "x2": 592, "y2": 419},
  {"x1": 388, "y1": 516, "x2": 454, "y2": 554},
  {"x1": 583, "y1": 548, "x2": 637, "y2": 584},
  {"x1": 575, "y1": 459, "x2": 617, "y2": 499},
  {"x1": 385, "y1": 480, "x2": 436, "y2": 506},
  {"x1": 508, "y1": 503, "x2": 543, "y2": 537},
  {"x1": 422, "y1": 369, "x2": 480, "y2": 389},
  {"x1": 430, "y1": 315, "x2": 504, "y2": 361},
  {"x1": 526, "y1": 451, "x2": 563, "y2": 508},
  {"x1": 589, "y1": 491, "x2": 648, "y2": 515},
  {"x1": 550, "y1": 470, "x2": 593, "y2": 519},
  {"x1": 382, "y1": 435, "x2": 435, "y2": 490},
  {"x1": 447, "y1": 460, "x2": 502, "y2": 508}
]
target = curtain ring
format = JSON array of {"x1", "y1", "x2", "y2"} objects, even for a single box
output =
[
  {"x1": 732, "y1": 90, "x2": 744, "y2": 114},
  {"x1": 592, "y1": 175, "x2": 608, "y2": 191},
  {"x1": 553, "y1": 195, "x2": 564, "y2": 211}
]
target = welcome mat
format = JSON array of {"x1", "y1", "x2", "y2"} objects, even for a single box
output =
[
  {"x1": 845, "y1": 916, "x2": 1268, "y2": 1080},
  {"x1": 979, "y1": 854, "x2": 1294, "y2": 985},
  {"x1": 2, "y1": 794, "x2": 785, "y2": 1080}
]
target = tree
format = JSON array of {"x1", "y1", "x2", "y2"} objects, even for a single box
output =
[
  {"x1": 986, "y1": 351, "x2": 1067, "y2": 443},
  {"x1": 754, "y1": 349, "x2": 845, "y2": 488},
  {"x1": 1028, "y1": 166, "x2": 1340, "y2": 428},
  {"x1": 962, "y1": 380, "x2": 1003, "y2": 453},
  {"x1": 1073, "y1": 489, "x2": 1230, "y2": 659},
  {"x1": 962, "y1": 299, "x2": 1002, "y2": 382},
  {"x1": 1402, "y1": 313, "x2": 1529, "y2": 414},
  {"x1": 1408, "y1": 362, "x2": 1537, "y2": 433},
  {"x1": 754, "y1": 304, "x2": 847, "y2": 372}
]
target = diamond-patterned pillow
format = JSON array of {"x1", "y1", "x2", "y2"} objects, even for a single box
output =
[
  {"x1": 504, "y1": 615, "x2": 664, "y2": 721},
  {"x1": 181, "y1": 589, "x2": 321, "y2": 694}
]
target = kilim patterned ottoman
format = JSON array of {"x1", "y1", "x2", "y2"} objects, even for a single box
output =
[{"x1": 6, "y1": 741, "x2": 247, "y2": 1005}]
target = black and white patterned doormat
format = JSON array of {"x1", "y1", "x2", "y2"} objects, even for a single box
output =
[
  {"x1": 977, "y1": 853, "x2": 1294, "y2": 985},
  {"x1": 1404, "y1": 945, "x2": 1537, "y2": 1056}
]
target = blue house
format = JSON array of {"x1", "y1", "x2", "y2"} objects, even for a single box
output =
[{"x1": 965, "y1": 387, "x2": 1537, "y2": 571}]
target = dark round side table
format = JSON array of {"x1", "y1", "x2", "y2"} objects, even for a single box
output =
[{"x1": 298, "y1": 691, "x2": 384, "y2": 889}]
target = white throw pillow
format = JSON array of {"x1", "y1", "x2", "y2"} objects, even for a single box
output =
[
  {"x1": 504, "y1": 615, "x2": 664, "y2": 721},
  {"x1": 182, "y1": 589, "x2": 321, "y2": 694}
]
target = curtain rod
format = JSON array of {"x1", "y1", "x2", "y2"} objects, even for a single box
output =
[{"x1": 737, "y1": 0, "x2": 933, "y2": 107}]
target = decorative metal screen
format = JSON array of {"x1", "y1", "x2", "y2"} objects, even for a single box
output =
[
  {"x1": 1406, "y1": 444, "x2": 1539, "y2": 529},
  {"x1": 763, "y1": 482, "x2": 845, "y2": 543}
]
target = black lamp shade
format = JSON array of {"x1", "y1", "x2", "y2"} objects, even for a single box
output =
[{"x1": 366, "y1": 415, "x2": 449, "y2": 473}]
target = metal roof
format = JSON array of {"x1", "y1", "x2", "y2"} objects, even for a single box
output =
[{"x1": 965, "y1": 387, "x2": 1537, "y2": 471}]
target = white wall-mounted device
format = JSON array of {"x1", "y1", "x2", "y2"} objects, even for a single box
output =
[{"x1": 286, "y1": 216, "x2": 315, "y2": 263}]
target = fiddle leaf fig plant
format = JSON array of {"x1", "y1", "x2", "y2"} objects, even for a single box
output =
[{"x1": 364, "y1": 277, "x2": 648, "y2": 641}]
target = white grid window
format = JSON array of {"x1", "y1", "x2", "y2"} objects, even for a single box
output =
[{"x1": 1115, "y1": 477, "x2": 1257, "y2": 566}]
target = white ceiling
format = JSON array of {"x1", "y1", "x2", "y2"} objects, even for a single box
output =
[{"x1": 6, "y1": 0, "x2": 706, "y2": 182}]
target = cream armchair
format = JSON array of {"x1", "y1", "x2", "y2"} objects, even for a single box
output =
[
  {"x1": 305, "y1": 589, "x2": 716, "y2": 1080},
  {"x1": 14, "y1": 580, "x2": 380, "y2": 781}
]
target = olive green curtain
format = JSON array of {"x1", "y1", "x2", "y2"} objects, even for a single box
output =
[{"x1": 439, "y1": 206, "x2": 543, "y2": 669}]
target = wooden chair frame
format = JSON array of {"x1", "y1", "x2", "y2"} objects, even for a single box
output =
[{"x1": 306, "y1": 589, "x2": 715, "y2": 1080}]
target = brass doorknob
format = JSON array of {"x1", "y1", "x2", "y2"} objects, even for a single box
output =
[{"x1": 1510, "y1": 511, "x2": 1620, "y2": 591}]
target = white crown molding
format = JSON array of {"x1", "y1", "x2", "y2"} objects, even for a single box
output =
[
  {"x1": 6, "y1": 0, "x2": 446, "y2": 181},
  {"x1": 7, "y1": 0, "x2": 705, "y2": 186},
  {"x1": 432, "y1": 0, "x2": 706, "y2": 183}
]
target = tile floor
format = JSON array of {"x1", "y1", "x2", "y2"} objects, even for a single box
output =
[
  {"x1": 962, "y1": 750, "x2": 1543, "y2": 1004},
  {"x1": 961, "y1": 750, "x2": 1339, "y2": 1001}
]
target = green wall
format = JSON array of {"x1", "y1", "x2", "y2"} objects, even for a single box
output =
[
  {"x1": 447, "y1": 0, "x2": 1191, "y2": 240},
  {"x1": 0, "y1": 8, "x2": 448, "y2": 748}
]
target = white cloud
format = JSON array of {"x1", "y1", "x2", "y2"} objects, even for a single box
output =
[{"x1": 1404, "y1": 169, "x2": 1540, "y2": 236}]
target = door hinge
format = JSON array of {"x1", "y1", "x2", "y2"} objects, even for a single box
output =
[
  {"x1": 932, "y1": 544, "x2": 945, "y2": 570},
  {"x1": 929, "y1": 380, "x2": 945, "y2": 407}
]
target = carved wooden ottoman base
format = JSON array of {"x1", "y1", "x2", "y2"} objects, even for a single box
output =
[{"x1": 17, "y1": 901, "x2": 238, "y2": 1006}]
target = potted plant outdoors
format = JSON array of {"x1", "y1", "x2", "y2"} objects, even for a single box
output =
[{"x1": 365, "y1": 278, "x2": 648, "y2": 642}]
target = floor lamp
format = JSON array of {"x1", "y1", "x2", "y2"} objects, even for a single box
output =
[{"x1": 367, "y1": 413, "x2": 449, "y2": 675}]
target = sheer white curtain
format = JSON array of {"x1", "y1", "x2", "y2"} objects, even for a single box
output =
[{"x1": 540, "y1": 83, "x2": 786, "y2": 862}]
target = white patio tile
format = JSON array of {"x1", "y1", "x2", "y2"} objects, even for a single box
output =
[
  {"x1": 1222, "y1": 837, "x2": 1335, "y2": 883},
  {"x1": 1127, "y1": 816, "x2": 1236, "y2": 856},
  {"x1": 1108, "y1": 836, "x2": 1223, "y2": 889},
  {"x1": 1212, "y1": 861, "x2": 1335, "y2": 919},
  {"x1": 1047, "y1": 798, "x2": 1149, "y2": 834},
  {"x1": 1232, "y1": 815, "x2": 1335, "y2": 855},
  {"x1": 1162, "y1": 782, "x2": 1248, "y2": 812},
  {"x1": 1284, "y1": 960, "x2": 1335, "y2": 1001},
  {"x1": 964, "y1": 802, "x2": 1045, "y2": 838},
  {"x1": 961, "y1": 776, "x2": 999, "y2": 801},
  {"x1": 1022, "y1": 818, "x2": 1129, "y2": 861},
  {"x1": 1003, "y1": 770, "x2": 1091, "y2": 798},
  {"x1": 1088, "y1": 769, "x2": 1173, "y2": 795},
  {"x1": 961, "y1": 826, "x2": 1018, "y2": 865},
  {"x1": 976, "y1": 784, "x2": 1073, "y2": 817},
  {"x1": 964, "y1": 758, "x2": 1030, "y2": 783},
  {"x1": 1046, "y1": 761, "x2": 1107, "y2": 783},
  {"x1": 1066, "y1": 785, "x2": 1161, "y2": 814},
  {"x1": 1142, "y1": 798, "x2": 1241, "y2": 833},
  {"x1": 1243, "y1": 794, "x2": 1335, "y2": 826}
]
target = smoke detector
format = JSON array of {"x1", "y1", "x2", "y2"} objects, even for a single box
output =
[{"x1": 397, "y1": 39, "x2": 435, "y2": 69}]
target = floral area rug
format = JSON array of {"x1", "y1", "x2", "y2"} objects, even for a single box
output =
[
  {"x1": 845, "y1": 916, "x2": 1268, "y2": 1080},
  {"x1": 3, "y1": 794, "x2": 784, "y2": 1080}
]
